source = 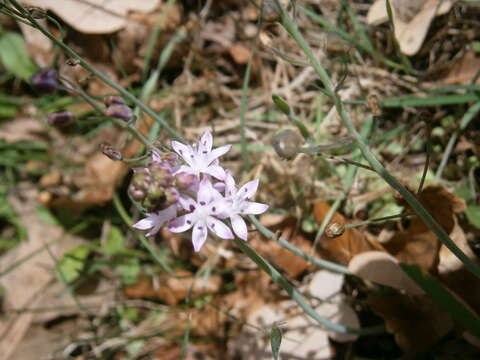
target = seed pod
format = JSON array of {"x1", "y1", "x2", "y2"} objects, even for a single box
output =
[
  {"x1": 325, "y1": 222, "x2": 345, "y2": 238},
  {"x1": 47, "y1": 110, "x2": 75, "y2": 127},
  {"x1": 99, "y1": 143, "x2": 122, "y2": 161},
  {"x1": 271, "y1": 129, "x2": 302, "y2": 160},
  {"x1": 26, "y1": 6, "x2": 47, "y2": 19}
]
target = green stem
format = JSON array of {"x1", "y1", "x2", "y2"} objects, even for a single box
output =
[
  {"x1": 8, "y1": 0, "x2": 183, "y2": 141},
  {"x1": 274, "y1": 0, "x2": 480, "y2": 278},
  {"x1": 234, "y1": 237, "x2": 383, "y2": 335}
]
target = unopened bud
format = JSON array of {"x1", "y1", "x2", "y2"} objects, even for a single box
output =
[
  {"x1": 271, "y1": 129, "x2": 303, "y2": 160},
  {"x1": 367, "y1": 94, "x2": 381, "y2": 117},
  {"x1": 164, "y1": 187, "x2": 179, "y2": 205},
  {"x1": 325, "y1": 223, "x2": 345, "y2": 238},
  {"x1": 105, "y1": 104, "x2": 133, "y2": 121},
  {"x1": 175, "y1": 172, "x2": 197, "y2": 190},
  {"x1": 99, "y1": 143, "x2": 122, "y2": 161},
  {"x1": 47, "y1": 110, "x2": 75, "y2": 127},
  {"x1": 104, "y1": 95, "x2": 125, "y2": 107},
  {"x1": 272, "y1": 94, "x2": 291, "y2": 115},
  {"x1": 30, "y1": 68, "x2": 59, "y2": 94}
]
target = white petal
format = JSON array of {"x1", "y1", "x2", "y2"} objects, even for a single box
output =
[
  {"x1": 224, "y1": 172, "x2": 236, "y2": 196},
  {"x1": 132, "y1": 216, "x2": 154, "y2": 230},
  {"x1": 197, "y1": 177, "x2": 214, "y2": 203},
  {"x1": 167, "y1": 214, "x2": 194, "y2": 233},
  {"x1": 207, "y1": 217, "x2": 234, "y2": 240},
  {"x1": 230, "y1": 214, "x2": 248, "y2": 240},
  {"x1": 238, "y1": 179, "x2": 259, "y2": 199},
  {"x1": 151, "y1": 151, "x2": 162, "y2": 163},
  {"x1": 171, "y1": 141, "x2": 194, "y2": 165},
  {"x1": 213, "y1": 181, "x2": 225, "y2": 193},
  {"x1": 199, "y1": 130, "x2": 213, "y2": 152},
  {"x1": 174, "y1": 165, "x2": 195, "y2": 176},
  {"x1": 242, "y1": 202, "x2": 269, "y2": 215},
  {"x1": 204, "y1": 165, "x2": 226, "y2": 180},
  {"x1": 207, "y1": 144, "x2": 231, "y2": 163},
  {"x1": 192, "y1": 221, "x2": 208, "y2": 251},
  {"x1": 178, "y1": 194, "x2": 197, "y2": 212},
  {"x1": 146, "y1": 224, "x2": 162, "y2": 237}
]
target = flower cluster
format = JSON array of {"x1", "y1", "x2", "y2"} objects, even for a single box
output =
[{"x1": 132, "y1": 130, "x2": 268, "y2": 252}]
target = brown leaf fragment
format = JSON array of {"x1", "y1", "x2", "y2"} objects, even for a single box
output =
[
  {"x1": 349, "y1": 251, "x2": 424, "y2": 295},
  {"x1": 229, "y1": 44, "x2": 251, "y2": 65},
  {"x1": 367, "y1": 294, "x2": 453, "y2": 352},
  {"x1": 384, "y1": 185, "x2": 466, "y2": 273},
  {"x1": 440, "y1": 52, "x2": 480, "y2": 85},
  {"x1": 313, "y1": 201, "x2": 385, "y2": 264},
  {"x1": 123, "y1": 270, "x2": 222, "y2": 306}
]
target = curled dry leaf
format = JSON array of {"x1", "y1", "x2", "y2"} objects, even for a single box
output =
[
  {"x1": 384, "y1": 185, "x2": 466, "y2": 273},
  {"x1": 251, "y1": 216, "x2": 313, "y2": 277},
  {"x1": 348, "y1": 251, "x2": 425, "y2": 295},
  {"x1": 367, "y1": 0, "x2": 454, "y2": 55},
  {"x1": 367, "y1": 294, "x2": 453, "y2": 352},
  {"x1": 440, "y1": 52, "x2": 480, "y2": 85},
  {"x1": 307, "y1": 270, "x2": 345, "y2": 300},
  {"x1": 23, "y1": 0, "x2": 161, "y2": 34},
  {"x1": 314, "y1": 201, "x2": 385, "y2": 264},
  {"x1": 123, "y1": 270, "x2": 222, "y2": 306}
]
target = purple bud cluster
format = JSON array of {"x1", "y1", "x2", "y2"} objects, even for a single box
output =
[{"x1": 132, "y1": 130, "x2": 268, "y2": 252}]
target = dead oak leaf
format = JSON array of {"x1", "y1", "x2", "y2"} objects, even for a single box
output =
[
  {"x1": 24, "y1": 0, "x2": 161, "y2": 34},
  {"x1": 367, "y1": 294, "x2": 453, "y2": 352},
  {"x1": 314, "y1": 201, "x2": 385, "y2": 264},
  {"x1": 367, "y1": 0, "x2": 454, "y2": 55},
  {"x1": 384, "y1": 185, "x2": 466, "y2": 273}
]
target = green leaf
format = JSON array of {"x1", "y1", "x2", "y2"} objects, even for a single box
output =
[
  {"x1": 270, "y1": 322, "x2": 282, "y2": 360},
  {"x1": 0, "y1": 32, "x2": 37, "y2": 80},
  {"x1": 466, "y1": 205, "x2": 480, "y2": 229},
  {"x1": 58, "y1": 244, "x2": 90, "y2": 283},
  {"x1": 116, "y1": 257, "x2": 140, "y2": 285},
  {"x1": 401, "y1": 264, "x2": 480, "y2": 338},
  {"x1": 103, "y1": 225, "x2": 126, "y2": 256}
]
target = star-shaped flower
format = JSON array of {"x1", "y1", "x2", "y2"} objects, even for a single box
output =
[
  {"x1": 171, "y1": 130, "x2": 231, "y2": 180},
  {"x1": 167, "y1": 177, "x2": 233, "y2": 251},
  {"x1": 222, "y1": 172, "x2": 269, "y2": 240},
  {"x1": 132, "y1": 204, "x2": 177, "y2": 237}
]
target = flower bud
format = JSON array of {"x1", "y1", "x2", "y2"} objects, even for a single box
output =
[
  {"x1": 104, "y1": 95, "x2": 125, "y2": 107},
  {"x1": 99, "y1": 143, "x2": 122, "y2": 161},
  {"x1": 30, "y1": 68, "x2": 59, "y2": 94},
  {"x1": 271, "y1": 129, "x2": 302, "y2": 160},
  {"x1": 164, "y1": 186, "x2": 179, "y2": 205},
  {"x1": 105, "y1": 104, "x2": 133, "y2": 121},
  {"x1": 175, "y1": 172, "x2": 197, "y2": 190},
  {"x1": 150, "y1": 164, "x2": 174, "y2": 185},
  {"x1": 47, "y1": 110, "x2": 75, "y2": 127}
]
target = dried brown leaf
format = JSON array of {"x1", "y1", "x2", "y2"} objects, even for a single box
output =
[
  {"x1": 313, "y1": 201, "x2": 385, "y2": 264},
  {"x1": 367, "y1": 294, "x2": 453, "y2": 352}
]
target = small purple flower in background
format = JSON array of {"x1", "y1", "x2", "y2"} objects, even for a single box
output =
[
  {"x1": 167, "y1": 177, "x2": 233, "y2": 251},
  {"x1": 30, "y1": 68, "x2": 59, "y2": 94},
  {"x1": 222, "y1": 172, "x2": 269, "y2": 240},
  {"x1": 133, "y1": 204, "x2": 177, "y2": 237},
  {"x1": 172, "y1": 130, "x2": 231, "y2": 180}
]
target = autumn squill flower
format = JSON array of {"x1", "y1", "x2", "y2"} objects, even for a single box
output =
[{"x1": 171, "y1": 130, "x2": 231, "y2": 180}]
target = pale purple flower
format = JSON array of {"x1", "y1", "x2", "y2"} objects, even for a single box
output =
[
  {"x1": 132, "y1": 204, "x2": 177, "y2": 237},
  {"x1": 167, "y1": 177, "x2": 233, "y2": 252},
  {"x1": 171, "y1": 130, "x2": 231, "y2": 180},
  {"x1": 222, "y1": 173, "x2": 269, "y2": 240}
]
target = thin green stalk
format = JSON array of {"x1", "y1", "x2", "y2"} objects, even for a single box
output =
[
  {"x1": 234, "y1": 237, "x2": 383, "y2": 335},
  {"x1": 435, "y1": 102, "x2": 480, "y2": 181},
  {"x1": 249, "y1": 215, "x2": 351, "y2": 275},
  {"x1": 240, "y1": 55, "x2": 253, "y2": 171},
  {"x1": 274, "y1": 0, "x2": 480, "y2": 278},
  {"x1": 344, "y1": 212, "x2": 415, "y2": 229},
  {"x1": 7, "y1": 0, "x2": 183, "y2": 141}
]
